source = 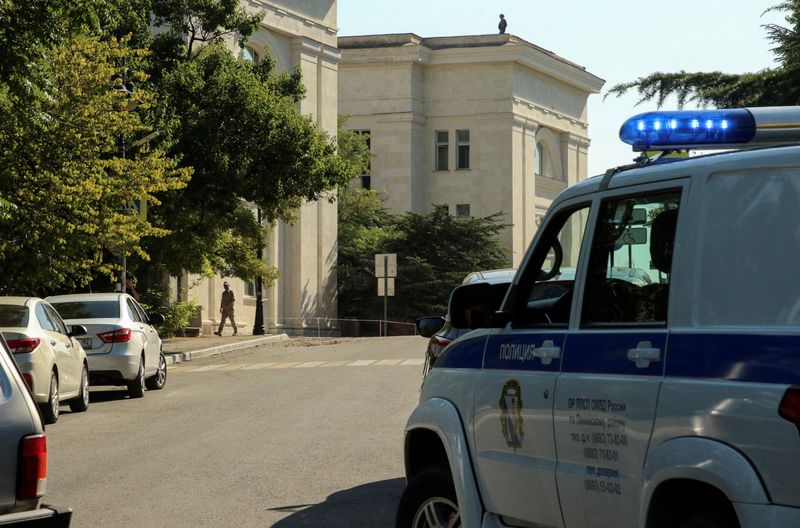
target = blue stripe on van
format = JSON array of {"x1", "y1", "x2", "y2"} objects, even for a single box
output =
[
  {"x1": 434, "y1": 335, "x2": 486, "y2": 369},
  {"x1": 483, "y1": 333, "x2": 564, "y2": 372},
  {"x1": 562, "y1": 332, "x2": 667, "y2": 376},
  {"x1": 666, "y1": 333, "x2": 800, "y2": 384}
]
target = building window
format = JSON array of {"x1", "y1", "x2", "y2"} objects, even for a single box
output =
[
  {"x1": 436, "y1": 131, "x2": 449, "y2": 171},
  {"x1": 456, "y1": 204, "x2": 471, "y2": 217},
  {"x1": 535, "y1": 143, "x2": 544, "y2": 176},
  {"x1": 245, "y1": 280, "x2": 257, "y2": 297},
  {"x1": 456, "y1": 130, "x2": 470, "y2": 169},
  {"x1": 243, "y1": 45, "x2": 261, "y2": 64},
  {"x1": 355, "y1": 130, "x2": 371, "y2": 188},
  {"x1": 361, "y1": 175, "x2": 371, "y2": 190}
]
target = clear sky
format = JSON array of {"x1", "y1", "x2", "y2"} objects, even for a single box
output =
[{"x1": 337, "y1": 0, "x2": 786, "y2": 176}]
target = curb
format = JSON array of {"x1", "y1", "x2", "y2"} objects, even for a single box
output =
[{"x1": 162, "y1": 334, "x2": 290, "y2": 365}]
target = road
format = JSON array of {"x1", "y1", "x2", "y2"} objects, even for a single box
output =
[{"x1": 44, "y1": 336, "x2": 426, "y2": 527}]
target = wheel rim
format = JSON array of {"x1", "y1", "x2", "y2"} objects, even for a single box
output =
[
  {"x1": 50, "y1": 375, "x2": 59, "y2": 419},
  {"x1": 412, "y1": 497, "x2": 460, "y2": 528},
  {"x1": 156, "y1": 355, "x2": 166, "y2": 386},
  {"x1": 81, "y1": 368, "x2": 89, "y2": 406}
]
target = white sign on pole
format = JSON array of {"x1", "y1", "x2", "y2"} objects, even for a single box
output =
[
  {"x1": 377, "y1": 277, "x2": 395, "y2": 296},
  {"x1": 374, "y1": 253, "x2": 397, "y2": 278}
]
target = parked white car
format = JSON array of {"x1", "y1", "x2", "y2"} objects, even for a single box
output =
[
  {"x1": 46, "y1": 293, "x2": 166, "y2": 399},
  {"x1": 0, "y1": 297, "x2": 90, "y2": 424}
]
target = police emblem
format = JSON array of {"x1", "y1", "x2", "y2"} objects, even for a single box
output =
[{"x1": 499, "y1": 379, "x2": 524, "y2": 449}]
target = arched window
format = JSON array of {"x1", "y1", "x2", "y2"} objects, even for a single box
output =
[
  {"x1": 242, "y1": 45, "x2": 261, "y2": 64},
  {"x1": 535, "y1": 143, "x2": 544, "y2": 177}
]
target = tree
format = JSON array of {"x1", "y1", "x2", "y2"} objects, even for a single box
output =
[
  {"x1": 607, "y1": 2, "x2": 800, "y2": 108},
  {"x1": 0, "y1": 35, "x2": 189, "y2": 294}
]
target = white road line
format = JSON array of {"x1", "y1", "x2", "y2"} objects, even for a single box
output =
[
  {"x1": 241, "y1": 363, "x2": 277, "y2": 370},
  {"x1": 187, "y1": 364, "x2": 226, "y2": 372},
  {"x1": 374, "y1": 359, "x2": 403, "y2": 366},
  {"x1": 347, "y1": 360, "x2": 377, "y2": 366},
  {"x1": 401, "y1": 359, "x2": 425, "y2": 366},
  {"x1": 293, "y1": 361, "x2": 327, "y2": 368}
]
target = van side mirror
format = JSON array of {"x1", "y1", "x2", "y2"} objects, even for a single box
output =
[
  {"x1": 449, "y1": 282, "x2": 508, "y2": 329},
  {"x1": 416, "y1": 316, "x2": 446, "y2": 338}
]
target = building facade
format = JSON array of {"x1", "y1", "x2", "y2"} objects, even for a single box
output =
[
  {"x1": 338, "y1": 34, "x2": 605, "y2": 266},
  {"x1": 187, "y1": 1, "x2": 340, "y2": 336}
]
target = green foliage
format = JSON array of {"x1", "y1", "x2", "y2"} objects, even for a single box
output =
[
  {"x1": 337, "y1": 115, "x2": 372, "y2": 176},
  {"x1": 140, "y1": 284, "x2": 198, "y2": 339},
  {"x1": 607, "y1": 2, "x2": 800, "y2": 108},
  {"x1": 0, "y1": 35, "x2": 189, "y2": 295},
  {"x1": 337, "y1": 190, "x2": 509, "y2": 322}
]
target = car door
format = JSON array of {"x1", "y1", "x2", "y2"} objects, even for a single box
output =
[
  {"x1": 34, "y1": 302, "x2": 73, "y2": 391},
  {"x1": 132, "y1": 300, "x2": 160, "y2": 372},
  {"x1": 126, "y1": 298, "x2": 155, "y2": 372},
  {"x1": 43, "y1": 303, "x2": 81, "y2": 395},
  {"x1": 472, "y1": 202, "x2": 591, "y2": 527},
  {"x1": 553, "y1": 184, "x2": 685, "y2": 527}
]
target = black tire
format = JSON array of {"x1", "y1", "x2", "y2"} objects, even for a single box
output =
[
  {"x1": 127, "y1": 357, "x2": 145, "y2": 399},
  {"x1": 396, "y1": 465, "x2": 460, "y2": 528},
  {"x1": 40, "y1": 373, "x2": 59, "y2": 425},
  {"x1": 145, "y1": 352, "x2": 167, "y2": 390},
  {"x1": 69, "y1": 364, "x2": 90, "y2": 412},
  {"x1": 678, "y1": 508, "x2": 739, "y2": 528}
]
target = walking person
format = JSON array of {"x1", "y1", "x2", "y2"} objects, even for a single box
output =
[{"x1": 214, "y1": 281, "x2": 237, "y2": 336}]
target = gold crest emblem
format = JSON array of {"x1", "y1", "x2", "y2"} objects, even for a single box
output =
[{"x1": 499, "y1": 379, "x2": 524, "y2": 449}]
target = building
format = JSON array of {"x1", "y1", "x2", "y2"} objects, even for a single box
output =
[
  {"x1": 338, "y1": 33, "x2": 605, "y2": 266},
  {"x1": 186, "y1": 1, "x2": 340, "y2": 336}
]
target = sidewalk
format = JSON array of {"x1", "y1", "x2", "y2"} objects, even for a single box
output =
[{"x1": 161, "y1": 333, "x2": 289, "y2": 366}]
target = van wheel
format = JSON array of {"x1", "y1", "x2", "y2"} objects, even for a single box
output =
[
  {"x1": 40, "y1": 373, "x2": 59, "y2": 424},
  {"x1": 69, "y1": 365, "x2": 90, "y2": 412},
  {"x1": 127, "y1": 358, "x2": 145, "y2": 399},
  {"x1": 145, "y1": 352, "x2": 167, "y2": 390},
  {"x1": 396, "y1": 465, "x2": 460, "y2": 528},
  {"x1": 678, "y1": 508, "x2": 739, "y2": 528}
]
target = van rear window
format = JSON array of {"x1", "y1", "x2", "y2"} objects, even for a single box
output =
[
  {"x1": 50, "y1": 301, "x2": 120, "y2": 319},
  {"x1": 0, "y1": 305, "x2": 29, "y2": 327}
]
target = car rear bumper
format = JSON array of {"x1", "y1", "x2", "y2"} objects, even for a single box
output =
[
  {"x1": 0, "y1": 505, "x2": 72, "y2": 527},
  {"x1": 86, "y1": 349, "x2": 140, "y2": 383}
]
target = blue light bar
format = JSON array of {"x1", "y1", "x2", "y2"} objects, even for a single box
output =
[{"x1": 619, "y1": 109, "x2": 756, "y2": 151}]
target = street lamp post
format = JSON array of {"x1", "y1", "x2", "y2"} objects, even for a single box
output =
[{"x1": 252, "y1": 206, "x2": 265, "y2": 335}]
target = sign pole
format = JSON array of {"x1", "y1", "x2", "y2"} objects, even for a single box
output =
[{"x1": 383, "y1": 255, "x2": 388, "y2": 337}]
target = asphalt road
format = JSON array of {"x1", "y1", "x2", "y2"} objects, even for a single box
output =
[{"x1": 44, "y1": 336, "x2": 426, "y2": 527}]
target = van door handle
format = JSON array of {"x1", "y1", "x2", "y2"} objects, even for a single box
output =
[
  {"x1": 627, "y1": 341, "x2": 661, "y2": 368},
  {"x1": 533, "y1": 340, "x2": 561, "y2": 366}
]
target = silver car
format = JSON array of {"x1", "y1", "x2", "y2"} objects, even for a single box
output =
[
  {"x1": 0, "y1": 334, "x2": 73, "y2": 525},
  {"x1": 46, "y1": 293, "x2": 167, "y2": 398},
  {"x1": 0, "y1": 297, "x2": 90, "y2": 424}
]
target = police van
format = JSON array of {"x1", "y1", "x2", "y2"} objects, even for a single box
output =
[{"x1": 396, "y1": 107, "x2": 800, "y2": 528}]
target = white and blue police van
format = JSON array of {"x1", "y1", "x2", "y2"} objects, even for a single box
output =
[{"x1": 396, "y1": 107, "x2": 800, "y2": 528}]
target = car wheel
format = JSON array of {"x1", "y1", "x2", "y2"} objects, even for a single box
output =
[
  {"x1": 678, "y1": 508, "x2": 739, "y2": 528},
  {"x1": 396, "y1": 465, "x2": 460, "y2": 528},
  {"x1": 40, "y1": 373, "x2": 59, "y2": 424},
  {"x1": 127, "y1": 357, "x2": 145, "y2": 399},
  {"x1": 145, "y1": 352, "x2": 167, "y2": 390},
  {"x1": 69, "y1": 364, "x2": 90, "y2": 413}
]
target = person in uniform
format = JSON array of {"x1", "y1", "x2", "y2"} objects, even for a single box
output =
[
  {"x1": 498, "y1": 14, "x2": 507, "y2": 34},
  {"x1": 215, "y1": 281, "x2": 237, "y2": 336}
]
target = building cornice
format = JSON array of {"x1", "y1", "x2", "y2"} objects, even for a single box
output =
[
  {"x1": 251, "y1": 1, "x2": 338, "y2": 37},
  {"x1": 514, "y1": 97, "x2": 590, "y2": 131},
  {"x1": 291, "y1": 36, "x2": 341, "y2": 62}
]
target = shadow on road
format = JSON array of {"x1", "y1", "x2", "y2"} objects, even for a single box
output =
[{"x1": 270, "y1": 477, "x2": 405, "y2": 527}]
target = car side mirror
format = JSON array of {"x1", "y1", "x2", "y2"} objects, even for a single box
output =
[
  {"x1": 68, "y1": 325, "x2": 88, "y2": 337},
  {"x1": 416, "y1": 316, "x2": 446, "y2": 338},
  {"x1": 449, "y1": 282, "x2": 508, "y2": 329},
  {"x1": 149, "y1": 314, "x2": 166, "y2": 326}
]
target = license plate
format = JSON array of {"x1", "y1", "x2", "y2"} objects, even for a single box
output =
[{"x1": 77, "y1": 337, "x2": 92, "y2": 349}]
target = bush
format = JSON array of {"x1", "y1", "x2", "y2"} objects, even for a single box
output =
[{"x1": 140, "y1": 284, "x2": 198, "y2": 339}]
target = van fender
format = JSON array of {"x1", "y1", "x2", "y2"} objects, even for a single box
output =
[
  {"x1": 405, "y1": 397, "x2": 484, "y2": 528},
  {"x1": 642, "y1": 437, "x2": 768, "y2": 518}
]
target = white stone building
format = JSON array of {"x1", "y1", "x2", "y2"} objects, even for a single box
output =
[
  {"x1": 186, "y1": 1, "x2": 340, "y2": 336},
  {"x1": 338, "y1": 33, "x2": 605, "y2": 266}
]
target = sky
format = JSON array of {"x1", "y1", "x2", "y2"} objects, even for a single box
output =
[{"x1": 337, "y1": 0, "x2": 786, "y2": 176}]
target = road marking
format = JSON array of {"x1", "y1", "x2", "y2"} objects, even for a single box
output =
[
  {"x1": 401, "y1": 359, "x2": 425, "y2": 366},
  {"x1": 242, "y1": 363, "x2": 277, "y2": 370},
  {"x1": 217, "y1": 364, "x2": 248, "y2": 371},
  {"x1": 375, "y1": 359, "x2": 403, "y2": 366},
  {"x1": 321, "y1": 361, "x2": 349, "y2": 367},
  {"x1": 293, "y1": 361, "x2": 327, "y2": 368},
  {"x1": 187, "y1": 364, "x2": 226, "y2": 372},
  {"x1": 347, "y1": 360, "x2": 377, "y2": 366},
  {"x1": 270, "y1": 362, "x2": 301, "y2": 369}
]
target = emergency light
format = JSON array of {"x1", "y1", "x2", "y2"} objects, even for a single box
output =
[{"x1": 619, "y1": 106, "x2": 800, "y2": 151}]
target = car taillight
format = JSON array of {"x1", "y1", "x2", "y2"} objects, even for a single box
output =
[
  {"x1": 97, "y1": 328, "x2": 132, "y2": 343},
  {"x1": 18, "y1": 434, "x2": 47, "y2": 500},
  {"x1": 429, "y1": 335, "x2": 453, "y2": 362},
  {"x1": 21, "y1": 373, "x2": 32, "y2": 390},
  {"x1": 6, "y1": 338, "x2": 41, "y2": 354},
  {"x1": 779, "y1": 387, "x2": 800, "y2": 431}
]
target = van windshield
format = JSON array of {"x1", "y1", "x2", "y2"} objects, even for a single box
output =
[{"x1": 51, "y1": 301, "x2": 120, "y2": 319}]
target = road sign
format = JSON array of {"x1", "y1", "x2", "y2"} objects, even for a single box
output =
[
  {"x1": 377, "y1": 277, "x2": 395, "y2": 296},
  {"x1": 374, "y1": 253, "x2": 397, "y2": 278}
]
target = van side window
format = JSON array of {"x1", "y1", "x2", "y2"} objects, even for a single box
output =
[
  {"x1": 581, "y1": 191, "x2": 680, "y2": 326},
  {"x1": 512, "y1": 205, "x2": 590, "y2": 327}
]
